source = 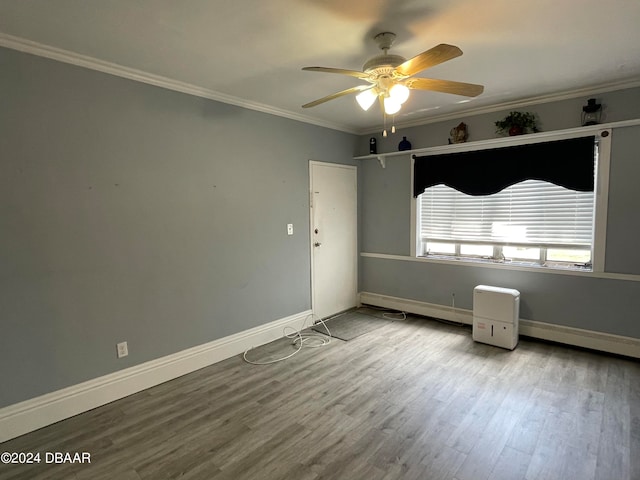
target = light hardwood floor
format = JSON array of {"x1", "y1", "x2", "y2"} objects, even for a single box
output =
[{"x1": 1, "y1": 311, "x2": 638, "y2": 480}]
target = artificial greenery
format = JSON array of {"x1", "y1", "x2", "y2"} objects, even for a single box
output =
[{"x1": 495, "y1": 111, "x2": 539, "y2": 135}]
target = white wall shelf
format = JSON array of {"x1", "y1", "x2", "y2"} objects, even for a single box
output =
[{"x1": 354, "y1": 119, "x2": 640, "y2": 167}]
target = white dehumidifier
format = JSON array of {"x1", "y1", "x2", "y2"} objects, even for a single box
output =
[{"x1": 473, "y1": 285, "x2": 520, "y2": 350}]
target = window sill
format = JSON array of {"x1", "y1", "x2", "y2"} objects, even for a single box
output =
[{"x1": 419, "y1": 254, "x2": 592, "y2": 272}]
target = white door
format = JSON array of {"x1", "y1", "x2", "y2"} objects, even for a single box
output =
[{"x1": 310, "y1": 161, "x2": 358, "y2": 319}]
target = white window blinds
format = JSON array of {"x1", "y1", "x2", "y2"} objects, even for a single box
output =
[{"x1": 418, "y1": 179, "x2": 595, "y2": 247}]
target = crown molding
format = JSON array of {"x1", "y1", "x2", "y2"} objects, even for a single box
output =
[
  {"x1": 358, "y1": 78, "x2": 640, "y2": 135},
  {"x1": 2, "y1": 32, "x2": 638, "y2": 138},
  {"x1": 0, "y1": 33, "x2": 359, "y2": 135}
]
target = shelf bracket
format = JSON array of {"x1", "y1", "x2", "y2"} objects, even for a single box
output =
[{"x1": 376, "y1": 155, "x2": 386, "y2": 168}]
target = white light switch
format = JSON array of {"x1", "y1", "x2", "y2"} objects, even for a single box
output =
[{"x1": 287, "y1": 224, "x2": 294, "y2": 235}]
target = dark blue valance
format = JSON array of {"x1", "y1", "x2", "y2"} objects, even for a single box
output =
[{"x1": 413, "y1": 136, "x2": 595, "y2": 197}]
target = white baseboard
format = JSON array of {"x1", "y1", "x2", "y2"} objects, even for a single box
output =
[
  {"x1": 0, "y1": 310, "x2": 313, "y2": 444},
  {"x1": 360, "y1": 291, "x2": 474, "y2": 325},
  {"x1": 359, "y1": 292, "x2": 640, "y2": 359}
]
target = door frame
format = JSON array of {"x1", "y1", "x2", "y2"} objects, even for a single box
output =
[{"x1": 309, "y1": 161, "x2": 358, "y2": 319}]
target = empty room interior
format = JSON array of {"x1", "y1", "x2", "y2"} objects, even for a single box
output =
[{"x1": 1, "y1": 1, "x2": 640, "y2": 479}]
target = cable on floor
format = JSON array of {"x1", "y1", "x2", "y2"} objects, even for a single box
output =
[
  {"x1": 362, "y1": 304, "x2": 408, "y2": 320},
  {"x1": 364, "y1": 302, "x2": 465, "y2": 328},
  {"x1": 243, "y1": 313, "x2": 332, "y2": 365},
  {"x1": 382, "y1": 311, "x2": 407, "y2": 320}
]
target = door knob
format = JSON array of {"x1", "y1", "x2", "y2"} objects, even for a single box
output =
[{"x1": 314, "y1": 242, "x2": 322, "y2": 247}]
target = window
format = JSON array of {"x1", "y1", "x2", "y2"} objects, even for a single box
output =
[
  {"x1": 413, "y1": 130, "x2": 611, "y2": 272},
  {"x1": 418, "y1": 179, "x2": 594, "y2": 267}
]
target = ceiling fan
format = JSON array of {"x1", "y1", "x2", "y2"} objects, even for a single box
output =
[{"x1": 301, "y1": 32, "x2": 484, "y2": 131}]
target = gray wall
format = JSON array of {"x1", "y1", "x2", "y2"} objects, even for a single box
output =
[
  {"x1": 0, "y1": 47, "x2": 357, "y2": 407},
  {"x1": 358, "y1": 87, "x2": 640, "y2": 339}
]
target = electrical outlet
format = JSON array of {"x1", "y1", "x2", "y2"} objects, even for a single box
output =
[
  {"x1": 116, "y1": 341, "x2": 128, "y2": 358},
  {"x1": 287, "y1": 223, "x2": 294, "y2": 235}
]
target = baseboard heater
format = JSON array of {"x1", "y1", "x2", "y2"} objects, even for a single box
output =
[{"x1": 473, "y1": 285, "x2": 520, "y2": 350}]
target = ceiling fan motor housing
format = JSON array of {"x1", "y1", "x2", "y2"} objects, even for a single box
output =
[{"x1": 363, "y1": 54, "x2": 407, "y2": 75}]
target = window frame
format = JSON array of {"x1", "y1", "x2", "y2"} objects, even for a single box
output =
[{"x1": 410, "y1": 127, "x2": 611, "y2": 273}]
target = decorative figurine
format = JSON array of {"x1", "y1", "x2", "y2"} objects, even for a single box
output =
[{"x1": 449, "y1": 122, "x2": 468, "y2": 143}]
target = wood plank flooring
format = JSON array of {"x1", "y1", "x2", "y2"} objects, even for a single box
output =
[{"x1": 1, "y1": 310, "x2": 639, "y2": 480}]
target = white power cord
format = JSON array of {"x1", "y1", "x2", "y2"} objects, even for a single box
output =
[
  {"x1": 383, "y1": 311, "x2": 407, "y2": 320},
  {"x1": 445, "y1": 293, "x2": 465, "y2": 327},
  {"x1": 363, "y1": 304, "x2": 407, "y2": 320},
  {"x1": 452, "y1": 292, "x2": 456, "y2": 319},
  {"x1": 243, "y1": 313, "x2": 332, "y2": 365}
]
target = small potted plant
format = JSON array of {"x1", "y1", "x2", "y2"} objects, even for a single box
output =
[{"x1": 495, "y1": 111, "x2": 539, "y2": 136}]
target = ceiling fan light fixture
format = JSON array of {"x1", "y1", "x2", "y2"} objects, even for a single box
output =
[
  {"x1": 389, "y1": 83, "x2": 410, "y2": 105},
  {"x1": 383, "y1": 96, "x2": 401, "y2": 115},
  {"x1": 301, "y1": 32, "x2": 484, "y2": 135},
  {"x1": 356, "y1": 89, "x2": 377, "y2": 111}
]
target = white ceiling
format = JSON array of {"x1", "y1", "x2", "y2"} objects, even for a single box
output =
[{"x1": 1, "y1": 0, "x2": 639, "y2": 134}]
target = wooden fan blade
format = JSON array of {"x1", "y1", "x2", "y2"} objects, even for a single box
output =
[
  {"x1": 302, "y1": 85, "x2": 373, "y2": 108},
  {"x1": 406, "y1": 77, "x2": 484, "y2": 97},
  {"x1": 302, "y1": 66, "x2": 370, "y2": 80},
  {"x1": 395, "y1": 44, "x2": 463, "y2": 77}
]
